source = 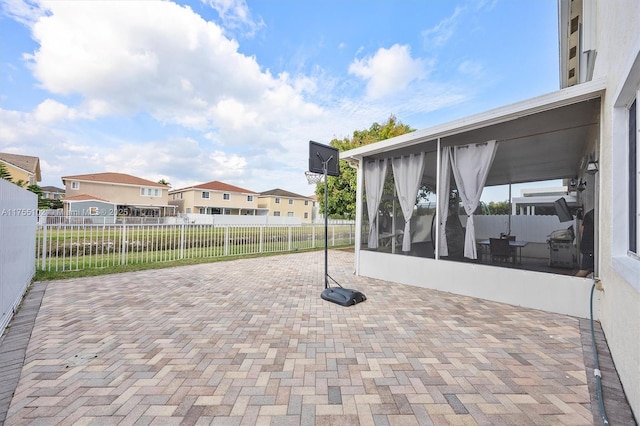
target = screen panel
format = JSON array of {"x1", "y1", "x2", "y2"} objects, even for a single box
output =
[{"x1": 309, "y1": 141, "x2": 340, "y2": 176}]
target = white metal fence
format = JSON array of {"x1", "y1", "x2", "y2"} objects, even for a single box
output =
[
  {"x1": 0, "y1": 180, "x2": 37, "y2": 335},
  {"x1": 36, "y1": 222, "x2": 355, "y2": 272}
]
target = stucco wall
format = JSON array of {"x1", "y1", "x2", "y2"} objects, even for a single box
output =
[
  {"x1": 178, "y1": 189, "x2": 258, "y2": 213},
  {"x1": 66, "y1": 181, "x2": 168, "y2": 205},
  {"x1": 592, "y1": 0, "x2": 640, "y2": 418},
  {"x1": 258, "y1": 196, "x2": 314, "y2": 222},
  {"x1": 357, "y1": 250, "x2": 597, "y2": 319}
]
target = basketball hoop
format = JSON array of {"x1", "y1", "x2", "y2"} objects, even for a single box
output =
[{"x1": 305, "y1": 171, "x2": 324, "y2": 185}]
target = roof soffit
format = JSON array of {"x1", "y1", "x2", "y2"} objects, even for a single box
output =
[{"x1": 340, "y1": 79, "x2": 606, "y2": 161}]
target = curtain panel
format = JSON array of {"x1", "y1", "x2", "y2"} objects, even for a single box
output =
[
  {"x1": 449, "y1": 140, "x2": 497, "y2": 259},
  {"x1": 392, "y1": 153, "x2": 426, "y2": 252},
  {"x1": 438, "y1": 147, "x2": 452, "y2": 256},
  {"x1": 364, "y1": 159, "x2": 388, "y2": 249}
]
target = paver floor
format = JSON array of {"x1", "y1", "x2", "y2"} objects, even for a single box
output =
[{"x1": 1, "y1": 250, "x2": 635, "y2": 425}]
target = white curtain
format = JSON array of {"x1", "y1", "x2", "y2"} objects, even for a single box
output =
[
  {"x1": 450, "y1": 140, "x2": 498, "y2": 259},
  {"x1": 438, "y1": 147, "x2": 452, "y2": 257},
  {"x1": 392, "y1": 153, "x2": 426, "y2": 252},
  {"x1": 364, "y1": 158, "x2": 388, "y2": 249}
]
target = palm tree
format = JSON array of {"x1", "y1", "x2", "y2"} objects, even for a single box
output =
[{"x1": 0, "y1": 162, "x2": 12, "y2": 182}]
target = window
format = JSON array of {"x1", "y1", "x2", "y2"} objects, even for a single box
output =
[
  {"x1": 612, "y1": 59, "x2": 640, "y2": 289},
  {"x1": 141, "y1": 188, "x2": 161, "y2": 197},
  {"x1": 202, "y1": 191, "x2": 210, "y2": 199},
  {"x1": 274, "y1": 211, "x2": 280, "y2": 216},
  {"x1": 629, "y1": 98, "x2": 638, "y2": 255},
  {"x1": 88, "y1": 207, "x2": 99, "y2": 216},
  {"x1": 275, "y1": 197, "x2": 280, "y2": 204},
  {"x1": 247, "y1": 195, "x2": 253, "y2": 202},
  {"x1": 71, "y1": 181, "x2": 80, "y2": 190},
  {"x1": 223, "y1": 193, "x2": 230, "y2": 200},
  {"x1": 287, "y1": 212, "x2": 294, "y2": 217},
  {"x1": 288, "y1": 199, "x2": 293, "y2": 205},
  {"x1": 304, "y1": 212, "x2": 308, "y2": 219},
  {"x1": 304, "y1": 200, "x2": 309, "y2": 206},
  {"x1": 199, "y1": 208, "x2": 205, "y2": 214}
]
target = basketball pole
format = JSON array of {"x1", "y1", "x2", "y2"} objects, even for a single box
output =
[{"x1": 321, "y1": 154, "x2": 332, "y2": 290}]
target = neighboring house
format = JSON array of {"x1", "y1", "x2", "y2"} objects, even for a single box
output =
[
  {"x1": 169, "y1": 180, "x2": 263, "y2": 215},
  {"x1": 341, "y1": 0, "x2": 639, "y2": 418},
  {"x1": 258, "y1": 189, "x2": 314, "y2": 222},
  {"x1": 40, "y1": 186, "x2": 65, "y2": 201},
  {"x1": 0, "y1": 152, "x2": 41, "y2": 186},
  {"x1": 60, "y1": 194, "x2": 117, "y2": 222},
  {"x1": 61, "y1": 172, "x2": 173, "y2": 219},
  {"x1": 511, "y1": 186, "x2": 579, "y2": 215}
]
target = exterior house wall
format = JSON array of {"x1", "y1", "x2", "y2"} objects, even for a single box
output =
[
  {"x1": 2, "y1": 163, "x2": 34, "y2": 186},
  {"x1": 65, "y1": 200, "x2": 117, "y2": 218},
  {"x1": 258, "y1": 196, "x2": 313, "y2": 222},
  {"x1": 170, "y1": 189, "x2": 258, "y2": 214},
  {"x1": 65, "y1": 181, "x2": 168, "y2": 206},
  {"x1": 342, "y1": 0, "x2": 639, "y2": 418},
  {"x1": 590, "y1": 0, "x2": 640, "y2": 417}
]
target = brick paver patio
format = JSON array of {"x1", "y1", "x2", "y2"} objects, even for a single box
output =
[{"x1": 1, "y1": 250, "x2": 635, "y2": 425}]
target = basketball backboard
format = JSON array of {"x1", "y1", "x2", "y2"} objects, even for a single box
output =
[{"x1": 308, "y1": 141, "x2": 340, "y2": 177}]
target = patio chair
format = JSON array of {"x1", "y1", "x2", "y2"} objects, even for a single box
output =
[
  {"x1": 490, "y1": 238, "x2": 512, "y2": 263},
  {"x1": 507, "y1": 235, "x2": 518, "y2": 260}
]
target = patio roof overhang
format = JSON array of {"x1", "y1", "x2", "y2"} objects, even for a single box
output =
[{"x1": 341, "y1": 79, "x2": 606, "y2": 187}]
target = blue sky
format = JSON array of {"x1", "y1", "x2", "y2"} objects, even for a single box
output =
[{"x1": 0, "y1": 0, "x2": 560, "y2": 201}]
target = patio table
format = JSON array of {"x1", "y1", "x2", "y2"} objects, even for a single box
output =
[{"x1": 477, "y1": 239, "x2": 528, "y2": 264}]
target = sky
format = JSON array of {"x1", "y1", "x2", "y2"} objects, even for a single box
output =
[{"x1": 0, "y1": 0, "x2": 560, "y2": 202}]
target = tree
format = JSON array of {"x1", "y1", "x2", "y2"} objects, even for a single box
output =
[
  {"x1": 487, "y1": 201, "x2": 511, "y2": 215},
  {"x1": 0, "y1": 162, "x2": 12, "y2": 182},
  {"x1": 25, "y1": 184, "x2": 52, "y2": 209},
  {"x1": 315, "y1": 116, "x2": 415, "y2": 219},
  {"x1": 158, "y1": 178, "x2": 170, "y2": 186}
]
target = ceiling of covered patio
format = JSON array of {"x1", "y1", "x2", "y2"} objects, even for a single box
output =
[{"x1": 342, "y1": 81, "x2": 604, "y2": 188}]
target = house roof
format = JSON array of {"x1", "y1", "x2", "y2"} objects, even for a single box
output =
[
  {"x1": 41, "y1": 186, "x2": 65, "y2": 193},
  {"x1": 341, "y1": 79, "x2": 606, "y2": 187},
  {"x1": 0, "y1": 152, "x2": 41, "y2": 180},
  {"x1": 62, "y1": 172, "x2": 166, "y2": 188},
  {"x1": 259, "y1": 188, "x2": 311, "y2": 199},
  {"x1": 63, "y1": 194, "x2": 112, "y2": 202},
  {"x1": 172, "y1": 180, "x2": 257, "y2": 194}
]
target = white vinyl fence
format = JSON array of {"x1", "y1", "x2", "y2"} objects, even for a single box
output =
[
  {"x1": 0, "y1": 180, "x2": 37, "y2": 335},
  {"x1": 36, "y1": 221, "x2": 355, "y2": 272},
  {"x1": 472, "y1": 214, "x2": 576, "y2": 243}
]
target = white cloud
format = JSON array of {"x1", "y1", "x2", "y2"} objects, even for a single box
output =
[
  {"x1": 33, "y1": 99, "x2": 76, "y2": 123},
  {"x1": 1, "y1": 0, "x2": 481, "y2": 196},
  {"x1": 22, "y1": 0, "x2": 318, "y2": 133},
  {"x1": 348, "y1": 44, "x2": 428, "y2": 99},
  {"x1": 421, "y1": 6, "x2": 465, "y2": 50},
  {"x1": 458, "y1": 60, "x2": 484, "y2": 78},
  {"x1": 0, "y1": 0, "x2": 46, "y2": 27},
  {"x1": 201, "y1": 0, "x2": 264, "y2": 37}
]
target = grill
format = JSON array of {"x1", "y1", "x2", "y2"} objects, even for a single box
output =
[{"x1": 547, "y1": 227, "x2": 576, "y2": 268}]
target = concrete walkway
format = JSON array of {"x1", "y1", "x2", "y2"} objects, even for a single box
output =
[{"x1": 0, "y1": 250, "x2": 635, "y2": 425}]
